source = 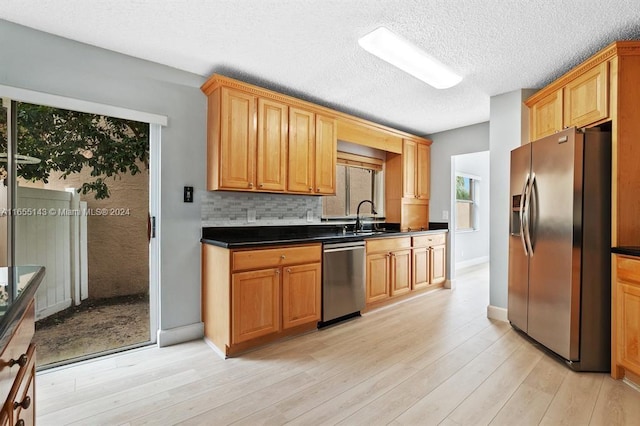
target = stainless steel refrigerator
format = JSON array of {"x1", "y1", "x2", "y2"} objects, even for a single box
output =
[{"x1": 508, "y1": 127, "x2": 611, "y2": 372}]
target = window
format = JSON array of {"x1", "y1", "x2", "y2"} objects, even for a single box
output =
[
  {"x1": 323, "y1": 152, "x2": 383, "y2": 218},
  {"x1": 456, "y1": 174, "x2": 479, "y2": 231}
]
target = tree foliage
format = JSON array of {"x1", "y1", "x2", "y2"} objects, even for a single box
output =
[{"x1": 0, "y1": 102, "x2": 148, "y2": 199}]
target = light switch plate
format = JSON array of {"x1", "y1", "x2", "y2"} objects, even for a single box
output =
[
  {"x1": 306, "y1": 210, "x2": 313, "y2": 222},
  {"x1": 442, "y1": 210, "x2": 449, "y2": 220},
  {"x1": 247, "y1": 209, "x2": 256, "y2": 223}
]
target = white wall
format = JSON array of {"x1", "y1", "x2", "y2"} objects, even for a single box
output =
[
  {"x1": 488, "y1": 89, "x2": 536, "y2": 316},
  {"x1": 453, "y1": 151, "x2": 490, "y2": 269},
  {"x1": 0, "y1": 20, "x2": 207, "y2": 341},
  {"x1": 429, "y1": 121, "x2": 490, "y2": 282}
]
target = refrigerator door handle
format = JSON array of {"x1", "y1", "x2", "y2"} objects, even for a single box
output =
[
  {"x1": 520, "y1": 174, "x2": 530, "y2": 256},
  {"x1": 524, "y1": 173, "x2": 536, "y2": 255}
]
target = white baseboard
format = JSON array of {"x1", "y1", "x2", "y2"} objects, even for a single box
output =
[
  {"x1": 444, "y1": 279, "x2": 455, "y2": 289},
  {"x1": 455, "y1": 256, "x2": 490, "y2": 270},
  {"x1": 487, "y1": 305, "x2": 509, "y2": 322},
  {"x1": 157, "y1": 322, "x2": 204, "y2": 347}
]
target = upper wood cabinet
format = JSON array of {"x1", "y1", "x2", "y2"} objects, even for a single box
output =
[
  {"x1": 526, "y1": 56, "x2": 610, "y2": 142},
  {"x1": 217, "y1": 87, "x2": 257, "y2": 190},
  {"x1": 402, "y1": 139, "x2": 430, "y2": 199},
  {"x1": 530, "y1": 89, "x2": 563, "y2": 140},
  {"x1": 203, "y1": 78, "x2": 336, "y2": 195},
  {"x1": 564, "y1": 62, "x2": 608, "y2": 129},
  {"x1": 287, "y1": 109, "x2": 337, "y2": 195},
  {"x1": 257, "y1": 98, "x2": 288, "y2": 192}
]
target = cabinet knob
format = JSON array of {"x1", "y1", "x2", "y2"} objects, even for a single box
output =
[
  {"x1": 9, "y1": 354, "x2": 27, "y2": 368},
  {"x1": 13, "y1": 395, "x2": 31, "y2": 410},
  {"x1": 16, "y1": 420, "x2": 25, "y2": 426},
  {"x1": 275, "y1": 270, "x2": 280, "y2": 275},
  {"x1": 259, "y1": 183, "x2": 264, "y2": 188},
  {"x1": 308, "y1": 187, "x2": 313, "y2": 191},
  {"x1": 280, "y1": 255, "x2": 286, "y2": 259},
  {"x1": 248, "y1": 182, "x2": 254, "y2": 188},
  {"x1": 316, "y1": 188, "x2": 320, "y2": 192},
  {"x1": 286, "y1": 268, "x2": 291, "y2": 273}
]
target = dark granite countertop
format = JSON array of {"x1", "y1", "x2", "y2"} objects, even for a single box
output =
[
  {"x1": 0, "y1": 265, "x2": 46, "y2": 354},
  {"x1": 612, "y1": 246, "x2": 640, "y2": 257},
  {"x1": 201, "y1": 223, "x2": 449, "y2": 249}
]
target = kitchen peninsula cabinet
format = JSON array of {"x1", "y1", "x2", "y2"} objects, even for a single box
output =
[
  {"x1": 613, "y1": 254, "x2": 640, "y2": 383},
  {"x1": 202, "y1": 243, "x2": 321, "y2": 356},
  {"x1": 412, "y1": 232, "x2": 447, "y2": 290}
]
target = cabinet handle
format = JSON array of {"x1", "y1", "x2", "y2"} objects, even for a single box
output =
[
  {"x1": 9, "y1": 354, "x2": 27, "y2": 368},
  {"x1": 13, "y1": 395, "x2": 31, "y2": 410}
]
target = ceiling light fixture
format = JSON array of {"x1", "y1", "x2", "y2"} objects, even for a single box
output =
[{"x1": 358, "y1": 27, "x2": 462, "y2": 89}]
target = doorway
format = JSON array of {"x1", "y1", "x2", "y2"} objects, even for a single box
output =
[{"x1": 1, "y1": 96, "x2": 160, "y2": 368}]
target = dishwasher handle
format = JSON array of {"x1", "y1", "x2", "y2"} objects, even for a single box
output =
[{"x1": 324, "y1": 246, "x2": 365, "y2": 253}]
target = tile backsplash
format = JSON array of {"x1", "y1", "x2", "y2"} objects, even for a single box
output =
[{"x1": 202, "y1": 191, "x2": 322, "y2": 227}]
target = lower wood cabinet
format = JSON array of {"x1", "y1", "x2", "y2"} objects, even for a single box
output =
[
  {"x1": 412, "y1": 233, "x2": 447, "y2": 290},
  {"x1": 203, "y1": 243, "x2": 321, "y2": 356},
  {"x1": 613, "y1": 255, "x2": 640, "y2": 381},
  {"x1": 365, "y1": 232, "x2": 446, "y2": 308}
]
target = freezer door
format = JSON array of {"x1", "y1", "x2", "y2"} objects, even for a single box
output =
[
  {"x1": 507, "y1": 144, "x2": 531, "y2": 332},
  {"x1": 528, "y1": 129, "x2": 583, "y2": 361}
]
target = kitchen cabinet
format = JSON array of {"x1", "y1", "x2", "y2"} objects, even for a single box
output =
[
  {"x1": 365, "y1": 237, "x2": 413, "y2": 306},
  {"x1": 613, "y1": 255, "x2": 640, "y2": 381},
  {"x1": 525, "y1": 41, "x2": 640, "y2": 381},
  {"x1": 385, "y1": 138, "x2": 432, "y2": 231},
  {"x1": 402, "y1": 139, "x2": 430, "y2": 200},
  {"x1": 287, "y1": 108, "x2": 337, "y2": 195},
  {"x1": 529, "y1": 89, "x2": 563, "y2": 141},
  {"x1": 202, "y1": 243, "x2": 321, "y2": 356},
  {"x1": 202, "y1": 76, "x2": 337, "y2": 195},
  {"x1": 412, "y1": 233, "x2": 447, "y2": 290},
  {"x1": 526, "y1": 58, "x2": 609, "y2": 142}
]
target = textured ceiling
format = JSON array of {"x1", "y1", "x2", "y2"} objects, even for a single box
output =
[{"x1": 2, "y1": 1, "x2": 640, "y2": 135}]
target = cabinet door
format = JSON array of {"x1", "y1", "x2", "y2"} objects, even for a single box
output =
[
  {"x1": 315, "y1": 114, "x2": 337, "y2": 194},
  {"x1": 288, "y1": 107, "x2": 315, "y2": 193},
  {"x1": 564, "y1": 62, "x2": 608, "y2": 129},
  {"x1": 430, "y1": 244, "x2": 446, "y2": 285},
  {"x1": 366, "y1": 253, "x2": 390, "y2": 303},
  {"x1": 282, "y1": 263, "x2": 321, "y2": 329},
  {"x1": 232, "y1": 269, "x2": 280, "y2": 344},
  {"x1": 413, "y1": 247, "x2": 429, "y2": 290},
  {"x1": 416, "y1": 142, "x2": 430, "y2": 199},
  {"x1": 403, "y1": 139, "x2": 417, "y2": 198},
  {"x1": 220, "y1": 87, "x2": 257, "y2": 190},
  {"x1": 618, "y1": 282, "x2": 640, "y2": 375},
  {"x1": 530, "y1": 89, "x2": 563, "y2": 141},
  {"x1": 390, "y1": 249, "x2": 412, "y2": 296},
  {"x1": 257, "y1": 98, "x2": 287, "y2": 191}
]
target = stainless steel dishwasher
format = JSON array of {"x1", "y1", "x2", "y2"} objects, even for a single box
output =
[{"x1": 322, "y1": 240, "x2": 366, "y2": 324}]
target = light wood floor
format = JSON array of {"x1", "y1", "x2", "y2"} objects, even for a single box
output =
[{"x1": 36, "y1": 264, "x2": 640, "y2": 425}]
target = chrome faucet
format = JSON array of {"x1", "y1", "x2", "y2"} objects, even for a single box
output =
[{"x1": 355, "y1": 200, "x2": 377, "y2": 232}]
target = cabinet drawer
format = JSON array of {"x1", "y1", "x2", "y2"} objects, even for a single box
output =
[
  {"x1": 366, "y1": 237, "x2": 411, "y2": 254},
  {"x1": 232, "y1": 244, "x2": 321, "y2": 271},
  {"x1": 413, "y1": 233, "x2": 446, "y2": 248},
  {"x1": 617, "y1": 255, "x2": 640, "y2": 285}
]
